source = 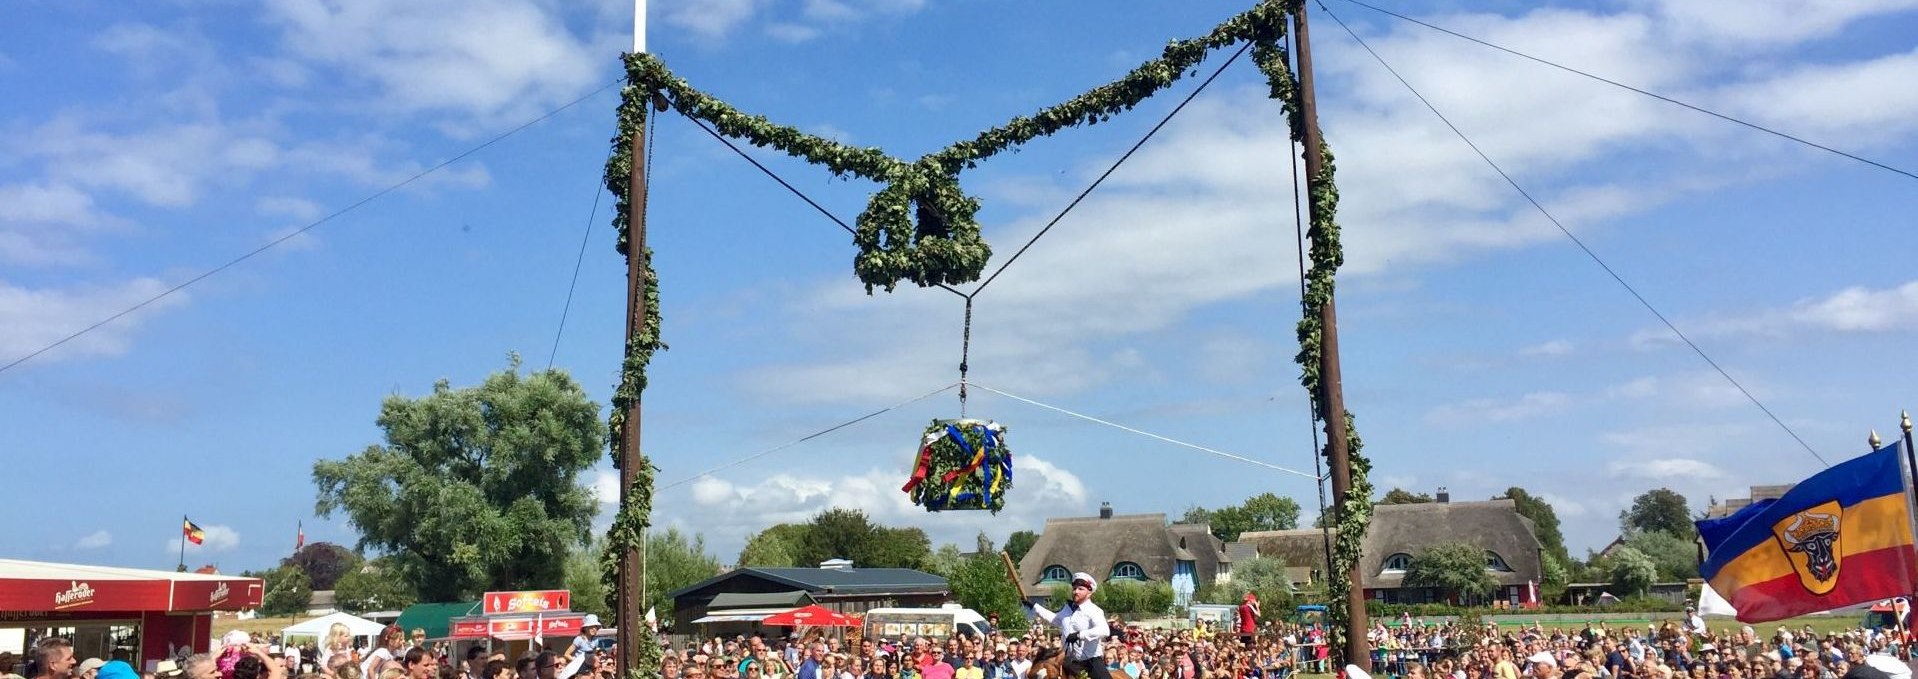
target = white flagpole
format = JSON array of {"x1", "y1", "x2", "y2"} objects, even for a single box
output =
[{"x1": 633, "y1": 0, "x2": 647, "y2": 54}]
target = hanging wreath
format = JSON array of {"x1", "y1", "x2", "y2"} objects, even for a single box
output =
[{"x1": 901, "y1": 419, "x2": 1013, "y2": 512}]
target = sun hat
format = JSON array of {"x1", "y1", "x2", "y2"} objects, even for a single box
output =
[{"x1": 582, "y1": 614, "x2": 603, "y2": 629}]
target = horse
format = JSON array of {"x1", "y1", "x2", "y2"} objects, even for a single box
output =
[{"x1": 1029, "y1": 646, "x2": 1135, "y2": 679}]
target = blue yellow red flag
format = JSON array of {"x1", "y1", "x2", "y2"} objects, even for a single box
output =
[{"x1": 1695, "y1": 442, "x2": 1918, "y2": 623}]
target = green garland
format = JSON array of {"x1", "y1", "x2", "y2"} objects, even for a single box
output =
[
  {"x1": 904, "y1": 420, "x2": 1013, "y2": 513},
  {"x1": 602, "y1": 80, "x2": 666, "y2": 679},
  {"x1": 617, "y1": 1, "x2": 1292, "y2": 293},
  {"x1": 599, "y1": 3, "x2": 1372, "y2": 675}
]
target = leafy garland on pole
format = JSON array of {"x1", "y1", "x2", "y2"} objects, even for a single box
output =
[
  {"x1": 1253, "y1": 25, "x2": 1374, "y2": 663},
  {"x1": 602, "y1": 78, "x2": 665, "y2": 679},
  {"x1": 600, "y1": 4, "x2": 1371, "y2": 676}
]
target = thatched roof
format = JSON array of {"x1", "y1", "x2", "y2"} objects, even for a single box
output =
[
  {"x1": 1018, "y1": 512, "x2": 1229, "y2": 588},
  {"x1": 1360, "y1": 499, "x2": 1542, "y2": 589},
  {"x1": 1234, "y1": 529, "x2": 1332, "y2": 568}
]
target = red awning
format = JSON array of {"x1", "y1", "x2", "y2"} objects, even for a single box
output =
[
  {"x1": 0, "y1": 559, "x2": 264, "y2": 613},
  {"x1": 761, "y1": 605, "x2": 861, "y2": 628}
]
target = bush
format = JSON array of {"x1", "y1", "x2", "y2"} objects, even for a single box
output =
[
  {"x1": 1080, "y1": 580, "x2": 1175, "y2": 619},
  {"x1": 1362, "y1": 598, "x2": 1685, "y2": 619}
]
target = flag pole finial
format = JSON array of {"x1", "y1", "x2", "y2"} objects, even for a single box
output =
[
  {"x1": 1871, "y1": 429, "x2": 1884, "y2": 449},
  {"x1": 1903, "y1": 410, "x2": 1912, "y2": 435}
]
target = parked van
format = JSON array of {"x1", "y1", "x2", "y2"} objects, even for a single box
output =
[{"x1": 862, "y1": 604, "x2": 993, "y2": 640}]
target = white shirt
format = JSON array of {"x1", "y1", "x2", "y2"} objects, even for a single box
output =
[
  {"x1": 1029, "y1": 601, "x2": 1110, "y2": 662},
  {"x1": 1010, "y1": 658, "x2": 1032, "y2": 679}
]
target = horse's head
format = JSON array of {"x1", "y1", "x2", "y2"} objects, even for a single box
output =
[{"x1": 1030, "y1": 647, "x2": 1063, "y2": 679}]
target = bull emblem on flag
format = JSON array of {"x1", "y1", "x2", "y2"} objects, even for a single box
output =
[{"x1": 1772, "y1": 503, "x2": 1842, "y2": 595}]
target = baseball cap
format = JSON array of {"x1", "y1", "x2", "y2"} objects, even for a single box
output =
[
  {"x1": 1528, "y1": 653, "x2": 1555, "y2": 665},
  {"x1": 78, "y1": 659, "x2": 107, "y2": 675}
]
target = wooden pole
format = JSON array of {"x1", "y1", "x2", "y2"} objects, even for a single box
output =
[
  {"x1": 616, "y1": 113, "x2": 649, "y2": 679},
  {"x1": 1291, "y1": 0, "x2": 1370, "y2": 670}
]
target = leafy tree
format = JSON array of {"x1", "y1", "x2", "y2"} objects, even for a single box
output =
[
  {"x1": 798, "y1": 508, "x2": 879, "y2": 566},
  {"x1": 284, "y1": 542, "x2": 361, "y2": 591},
  {"x1": 975, "y1": 532, "x2": 995, "y2": 556},
  {"x1": 334, "y1": 559, "x2": 415, "y2": 613},
  {"x1": 1194, "y1": 557, "x2": 1294, "y2": 613},
  {"x1": 1380, "y1": 488, "x2": 1433, "y2": 505},
  {"x1": 1004, "y1": 530, "x2": 1039, "y2": 565},
  {"x1": 1609, "y1": 546, "x2": 1657, "y2": 596},
  {"x1": 1404, "y1": 542, "x2": 1495, "y2": 602},
  {"x1": 1621, "y1": 489, "x2": 1695, "y2": 540},
  {"x1": 928, "y1": 544, "x2": 966, "y2": 577},
  {"x1": 1539, "y1": 552, "x2": 1570, "y2": 603},
  {"x1": 312, "y1": 358, "x2": 604, "y2": 601},
  {"x1": 1497, "y1": 487, "x2": 1570, "y2": 567},
  {"x1": 867, "y1": 527, "x2": 932, "y2": 570},
  {"x1": 1091, "y1": 580, "x2": 1174, "y2": 619},
  {"x1": 1622, "y1": 530, "x2": 1699, "y2": 582},
  {"x1": 946, "y1": 554, "x2": 1029, "y2": 633},
  {"x1": 260, "y1": 567, "x2": 313, "y2": 617},
  {"x1": 566, "y1": 540, "x2": 612, "y2": 622},
  {"x1": 738, "y1": 524, "x2": 808, "y2": 568},
  {"x1": 1192, "y1": 493, "x2": 1303, "y2": 542},
  {"x1": 642, "y1": 528, "x2": 724, "y2": 620}
]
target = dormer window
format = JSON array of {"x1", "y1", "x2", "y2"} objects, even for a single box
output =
[
  {"x1": 1042, "y1": 565, "x2": 1070, "y2": 582},
  {"x1": 1111, "y1": 562, "x2": 1147, "y2": 581},
  {"x1": 1486, "y1": 551, "x2": 1512, "y2": 572},
  {"x1": 1381, "y1": 553, "x2": 1412, "y2": 573}
]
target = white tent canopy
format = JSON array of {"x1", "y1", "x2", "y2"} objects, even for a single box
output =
[{"x1": 283, "y1": 612, "x2": 385, "y2": 641}]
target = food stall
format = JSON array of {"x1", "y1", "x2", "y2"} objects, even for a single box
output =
[
  {"x1": 437, "y1": 590, "x2": 588, "y2": 658},
  {"x1": 0, "y1": 559, "x2": 263, "y2": 671}
]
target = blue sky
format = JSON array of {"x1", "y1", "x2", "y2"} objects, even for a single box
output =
[{"x1": 5, "y1": 0, "x2": 1918, "y2": 577}]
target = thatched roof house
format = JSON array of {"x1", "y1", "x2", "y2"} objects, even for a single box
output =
[
  {"x1": 1229, "y1": 528, "x2": 1330, "y2": 586},
  {"x1": 1018, "y1": 503, "x2": 1229, "y2": 606},
  {"x1": 1360, "y1": 498, "x2": 1544, "y2": 606}
]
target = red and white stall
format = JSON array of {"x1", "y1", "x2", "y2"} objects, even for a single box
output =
[
  {"x1": 447, "y1": 590, "x2": 588, "y2": 655},
  {"x1": 0, "y1": 560, "x2": 263, "y2": 669}
]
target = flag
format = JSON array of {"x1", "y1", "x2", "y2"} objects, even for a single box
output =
[
  {"x1": 645, "y1": 606, "x2": 658, "y2": 631},
  {"x1": 296, "y1": 522, "x2": 305, "y2": 552},
  {"x1": 183, "y1": 519, "x2": 205, "y2": 546},
  {"x1": 532, "y1": 613, "x2": 544, "y2": 647},
  {"x1": 1695, "y1": 442, "x2": 1918, "y2": 623}
]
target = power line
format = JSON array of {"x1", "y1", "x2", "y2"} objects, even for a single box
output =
[
  {"x1": 1336, "y1": 0, "x2": 1918, "y2": 183},
  {"x1": 1316, "y1": 1, "x2": 1830, "y2": 466},
  {"x1": 969, "y1": 41, "x2": 1252, "y2": 298},
  {"x1": 0, "y1": 79, "x2": 623, "y2": 378}
]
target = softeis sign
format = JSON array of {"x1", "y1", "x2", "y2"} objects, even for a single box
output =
[{"x1": 482, "y1": 590, "x2": 570, "y2": 615}]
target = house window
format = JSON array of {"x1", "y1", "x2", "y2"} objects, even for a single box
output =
[
  {"x1": 1485, "y1": 551, "x2": 1512, "y2": 572},
  {"x1": 1041, "y1": 565, "x2": 1071, "y2": 583},
  {"x1": 1381, "y1": 553, "x2": 1412, "y2": 572},
  {"x1": 1111, "y1": 562, "x2": 1147, "y2": 581}
]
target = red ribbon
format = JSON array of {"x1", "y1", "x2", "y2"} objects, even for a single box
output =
[
  {"x1": 901, "y1": 443, "x2": 935, "y2": 493},
  {"x1": 941, "y1": 448, "x2": 987, "y2": 484}
]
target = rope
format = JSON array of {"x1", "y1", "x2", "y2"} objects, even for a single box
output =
[
  {"x1": 967, "y1": 41, "x2": 1252, "y2": 298},
  {"x1": 0, "y1": 79, "x2": 623, "y2": 378},
  {"x1": 1336, "y1": 0, "x2": 1918, "y2": 184},
  {"x1": 966, "y1": 383, "x2": 1323, "y2": 480},
  {"x1": 549, "y1": 153, "x2": 611, "y2": 370},
  {"x1": 1317, "y1": 1, "x2": 1829, "y2": 467},
  {"x1": 658, "y1": 382, "x2": 962, "y2": 490},
  {"x1": 958, "y1": 298, "x2": 973, "y2": 417}
]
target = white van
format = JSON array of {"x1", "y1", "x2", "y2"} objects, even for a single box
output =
[{"x1": 862, "y1": 604, "x2": 994, "y2": 641}]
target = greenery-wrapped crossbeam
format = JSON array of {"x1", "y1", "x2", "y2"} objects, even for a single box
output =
[{"x1": 902, "y1": 419, "x2": 1013, "y2": 513}]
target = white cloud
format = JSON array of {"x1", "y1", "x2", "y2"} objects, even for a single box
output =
[
  {"x1": 664, "y1": 454, "x2": 1088, "y2": 559},
  {"x1": 1718, "y1": 47, "x2": 1918, "y2": 143},
  {"x1": 590, "y1": 469, "x2": 621, "y2": 505},
  {"x1": 662, "y1": 0, "x2": 765, "y2": 39},
  {"x1": 1608, "y1": 457, "x2": 1727, "y2": 481},
  {"x1": 1636, "y1": 281, "x2": 1918, "y2": 347},
  {"x1": 1195, "y1": 333, "x2": 1269, "y2": 384},
  {"x1": 1424, "y1": 391, "x2": 1572, "y2": 426},
  {"x1": 1519, "y1": 339, "x2": 1574, "y2": 358},
  {"x1": 76, "y1": 530, "x2": 113, "y2": 550},
  {"x1": 1631, "y1": 0, "x2": 1918, "y2": 49},
  {"x1": 19, "y1": 117, "x2": 281, "y2": 208},
  {"x1": 264, "y1": 0, "x2": 607, "y2": 127},
  {"x1": 1534, "y1": 492, "x2": 1588, "y2": 518},
  {"x1": 1604, "y1": 372, "x2": 1769, "y2": 408},
  {"x1": 166, "y1": 524, "x2": 241, "y2": 553},
  {"x1": 0, "y1": 278, "x2": 189, "y2": 364},
  {"x1": 256, "y1": 196, "x2": 322, "y2": 221},
  {"x1": 0, "y1": 182, "x2": 126, "y2": 266}
]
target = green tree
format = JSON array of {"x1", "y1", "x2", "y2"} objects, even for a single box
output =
[
  {"x1": 1194, "y1": 557, "x2": 1294, "y2": 613},
  {"x1": 1380, "y1": 488, "x2": 1433, "y2": 505},
  {"x1": 947, "y1": 554, "x2": 1029, "y2": 633},
  {"x1": 1539, "y1": 552, "x2": 1570, "y2": 603},
  {"x1": 1240, "y1": 493, "x2": 1303, "y2": 533},
  {"x1": 312, "y1": 358, "x2": 604, "y2": 601},
  {"x1": 1498, "y1": 487, "x2": 1571, "y2": 567},
  {"x1": 642, "y1": 528, "x2": 724, "y2": 620},
  {"x1": 1621, "y1": 489, "x2": 1696, "y2": 540},
  {"x1": 1177, "y1": 506, "x2": 1212, "y2": 525},
  {"x1": 1609, "y1": 546, "x2": 1657, "y2": 596},
  {"x1": 738, "y1": 524, "x2": 807, "y2": 568},
  {"x1": 566, "y1": 540, "x2": 612, "y2": 622},
  {"x1": 260, "y1": 567, "x2": 313, "y2": 617},
  {"x1": 1092, "y1": 580, "x2": 1174, "y2": 619},
  {"x1": 1622, "y1": 530, "x2": 1700, "y2": 582},
  {"x1": 928, "y1": 544, "x2": 966, "y2": 577},
  {"x1": 1004, "y1": 530, "x2": 1039, "y2": 565},
  {"x1": 334, "y1": 559, "x2": 416, "y2": 613},
  {"x1": 284, "y1": 542, "x2": 361, "y2": 591},
  {"x1": 1404, "y1": 542, "x2": 1496, "y2": 603},
  {"x1": 798, "y1": 508, "x2": 879, "y2": 566},
  {"x1": 867, "y1": 527, "x2": 932, "y2": 569}
]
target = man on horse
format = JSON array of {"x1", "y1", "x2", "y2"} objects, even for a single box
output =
[{"x1": 1024, "y1": 572, "x2": 1112, "y2": 679}]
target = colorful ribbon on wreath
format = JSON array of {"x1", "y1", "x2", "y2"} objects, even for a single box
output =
[{"x1": 902, "y1": 420, "x2": 1012, "y2": 512}]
